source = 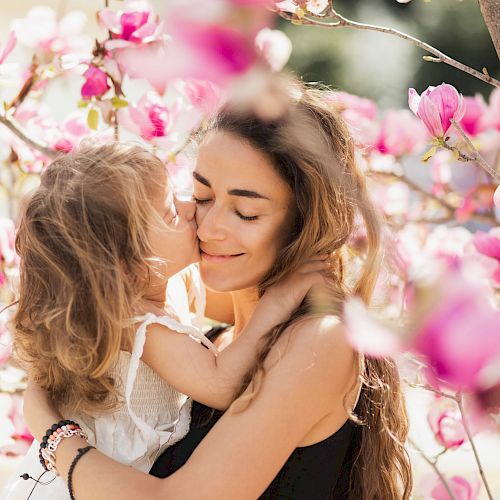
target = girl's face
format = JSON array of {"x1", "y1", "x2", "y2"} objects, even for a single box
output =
[
  {"x1": 148, "y1": 171, "x2": 200, "y2": 279},
  {"x1": 194, "y1": 131, "x2": 293, "y2": 292}
]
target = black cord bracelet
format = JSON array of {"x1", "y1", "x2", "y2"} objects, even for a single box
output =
[{"x1": 67, "y1": 445, "x2": 95, "y2": 500}]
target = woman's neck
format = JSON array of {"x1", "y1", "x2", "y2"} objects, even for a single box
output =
[{"x1": 231, "y1": 287, "x2": 260, "y2": 338}]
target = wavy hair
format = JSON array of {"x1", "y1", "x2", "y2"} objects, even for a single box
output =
[
  {"x1": 13, "y1": 143, "x2": 165, "y2": 415},
  {"x1": 206, "y1": 80, "x2": 412, "y2": 499}
]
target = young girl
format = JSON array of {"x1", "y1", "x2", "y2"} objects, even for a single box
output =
[{"x1": 2, "y1": 143, "x2": 327, "y2": 500}]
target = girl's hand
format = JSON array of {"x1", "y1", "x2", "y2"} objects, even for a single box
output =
[
  {"x1": 252, "y1": 254, "x2": 330, "y2": 329},
  {"x1": 23, "y1": 377, "x2": 62, "y2": 442}
]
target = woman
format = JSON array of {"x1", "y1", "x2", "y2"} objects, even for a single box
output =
[{"x1": 24, "y1": 79, "x2": 412, "y2": 499}]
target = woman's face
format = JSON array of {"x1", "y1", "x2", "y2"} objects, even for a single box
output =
[
  {"x1": 194, "y1": 131, "x2": 293, "y2": 292},
  {"x1": 148, "y1": 171, "x2": 200, "y2": 279}
]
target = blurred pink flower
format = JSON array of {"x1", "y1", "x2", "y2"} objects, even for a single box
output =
[
  {"x1": 12, "y1": 6, "x2": 91, "y2": 60},
  {"x1": 0, "y1": 31, "x2": 16, "y2": 65},
  {"x1": 255, "y1": 28, "x2": 292, "y2": 72},
  {"x1": 414, "y1": 271, "x2": 500, "y2": 390},
  {"x1": 0, "y1": 395, "x2": 34, "y2": 457},
  {"x1": 81, "y1": 65, "x2": 110, "y2": 100},
  {"x1": 376, "y1": 109, "x2": 428, "y2": 157},
  {"x1": 456, "y1": 184, "x2": 496, "y2": 222},
  {"x1": 180, "y1": 79, "x2": 222, "y2": 118},
  {"x1": 460, "y1": 95, "x2": 488, "y2": 136},
  {"x1": 275, "y1": 0, "x2": 328, "y2": 15},
  {"x1": 327, "y1": 91, "x2": 379, "y2": 149},
  {"x1": 481, "y1": 88, "x2": 500, "y2": 131},
  {"x1": 472, "y1": 229, "x2": 500, "y2": 284},
  {"x1": 0, "y1": 314, "x2": 12, "y2": 366},
  {"x1": 408, "y1": 83, "x2": 465, "y2": 138},
  {"x1": 114, "y1": 0, "x2": 271, "y2": 94},
  {"x1": 431, "y1": 475, "x2": 480, "y2": 500},
  {"x1": 427, "y1": 396, "x2": 467, "y2": 449}
]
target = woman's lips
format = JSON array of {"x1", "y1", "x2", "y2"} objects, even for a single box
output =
[{"x1": 201, "y1": 250, "x2": 244, "y2": 263}]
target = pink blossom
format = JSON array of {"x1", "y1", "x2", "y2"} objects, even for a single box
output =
[
  {"x1": 376, "y1": 109, "x2": 428, "y2": 157},
  {"x1": 481, "y1": 88, "x2": 500, "y2": 131},
  {"x1": 275, "y1": 0, "x2": 328, "y2": 15},
  {"x1": 413, "y1": 271, "x2": 500, "y2": 390},
  {"x1": 99, "y1": 1, "x2": 163, "y2": 51},
  {"x1": 255, "y1": 28, "x2": 292, "y2": 72},
  {"x1": 408, "y1": 83, "x2": 466, "y2": 138},
  {"x1": 0, "y1": 395, "x2": 34, "y2": 457},
  {"x1": 114, "y1": 0, "x2": 272, "y2": 94},
  {"x1": 0, "y1": 31, "x2": 16, "y2": 65},
  {"x1": 12, "y1": 7, "x2": 91, "y2": 60},
  {"x1": 0, "y1": 314, "x2": 12, "y2": 366},
  {"x1": 472, "y1": 229, "x2": 500, "y2": 284},
  {"x1": 459, "y1": 95, "x2": 488, "y2": 136},
  {"x1": 327, "y1": 91, "x2": 379, "y2": 148},
  {"x1": 427, "y1": 396, "x2": 467, "y2": 449},
  {"x1": 180, "y1": 79, "x2": 222, "y2": 118},
  {"x1": 456, "y1": 184, "x2": 496, "y2": 222},
  {"x1": 81, "y1": 65, "x2": 110, "y2": 100},
  {"x1": 431, "y1": 475, "x2": 480, "y2": 500}
]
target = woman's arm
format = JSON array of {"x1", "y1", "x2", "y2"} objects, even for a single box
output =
[
  {"x1": 25, "y1": 318, "x2": 356, "y2": 500},
  {"x1": 142, "y1": 259, "x2": 328, "y2": 410}
]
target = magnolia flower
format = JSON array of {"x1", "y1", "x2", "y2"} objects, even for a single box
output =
[
  {"x1": 430, "y1": 475, "x2": 480, "y2": 500},
  {"x1": 376, "y1": 109, "x2": 428, "y2": 157},
  {"x1": 481, "y1": 87, "x2": 500, "y2": 131},
  {"x1": 275, "y1": 0, "x2": 329, "y2": 15},
  {"x1": 0, "y1": 394, "x2": 34, "y2": 457},
  {"x1": 99, "y1": 1, "x2": 164, "y2": 51},
  {"x1": 460, "y1": 95, "x2": 488, "y2": 136},
  {"x1": 427, "y1": 396, "x2": 467, "y2": 449},
  {"x1": 81, "y1": 65, "x2": 110, "y2": 100},
  {"x1": 255, "y1": 28, "x2": 292, "y2": 72},
  {"x1": 471, "y1": 229, "x2": 500, "y2": 285},
  {"x1": 12, "y1": 6, "x2": 91, "y2": 60},
  {"x1": 0, "y1": 313, "x2": 12, "y2": 366},
  {"x1": 408, "y1": 83, "x2": 465, "y2": 138},
  {"x1": 179, "y1": 79, "x2": 222, "y2": 118}
]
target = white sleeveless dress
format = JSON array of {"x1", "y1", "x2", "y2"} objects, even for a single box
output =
[{"x1": 1, "y1": 265, "x2": 216, "y2": 500}]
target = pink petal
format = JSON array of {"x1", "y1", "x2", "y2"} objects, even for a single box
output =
[
  {"x1": 418, "y1": 92, "x2": 444, "y2": 137},
  {"x1": 408, "y1": 88, "x2": 421, "y2": 115},
  {"x1": 472, "y1": 231, "x2": 500, "y2": 260},
  {"x1": 494, "y1": 185, "x2": 500, "y2": 209},
  {"x1": 0, "y1": 31, "x2": 17, "y2": 65},
  {"x1": 344, "y1": 298, "x2": 403, "y2": 357},
  {"x1": 98, "y1": 8, "x2": 121, "y2": 32}
]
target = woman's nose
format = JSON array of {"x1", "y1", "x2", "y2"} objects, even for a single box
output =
[
  {"x1": 175, "y1": 199, "x2": 196, "y2": 221},
  {"x1": 196, "y1": 205, "x2": 226, "y2": 242}
]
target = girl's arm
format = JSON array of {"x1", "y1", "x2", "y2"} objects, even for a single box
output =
[
  {"x1": 25, "y1": 317, "x2": 356, "y2": 500},
  {"x1": 142, "y1": 258, "x2": 328, "y2": 410}
]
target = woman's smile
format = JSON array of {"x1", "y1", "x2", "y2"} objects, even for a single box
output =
[{"x1": 200, "y1": 249, "x2": 245, "y2": 262}]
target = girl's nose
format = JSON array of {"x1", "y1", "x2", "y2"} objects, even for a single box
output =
[{"x1": 175, "y1": 199, "x2": 196, "y2": 221}]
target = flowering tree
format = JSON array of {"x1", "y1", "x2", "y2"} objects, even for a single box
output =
[{"x1": 0, "y1": 1, "x2": 499, "y2": 498}]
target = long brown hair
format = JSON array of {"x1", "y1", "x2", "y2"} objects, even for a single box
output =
[
  {"x1": 13, "y1": 143, "x2": 165, "y2": 415},
  {"x1": 205, "y1": 80, "x2": 412, "y2": 499}
]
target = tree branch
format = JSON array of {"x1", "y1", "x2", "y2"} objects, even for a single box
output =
[
  {"x1": 456, "y1": 394, "x2": 494, "y2": 500},
  {"x1": 279, "y1": 9, "x2": 500, "y2": 88},
  {"x1": 478, "y1": 0, "x2": 500, "y2": 61},
  {"x1": 0, "y1": 114, "x2": 58, "y2": 159}
]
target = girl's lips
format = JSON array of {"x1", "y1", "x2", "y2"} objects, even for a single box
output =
[{"x1": 201, "y1": 250, "x2": 244, "y2": 263}]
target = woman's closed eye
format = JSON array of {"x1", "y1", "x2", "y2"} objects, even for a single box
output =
[{"x1": 193, "y1": 196, "x2": 259, "y2": 222}]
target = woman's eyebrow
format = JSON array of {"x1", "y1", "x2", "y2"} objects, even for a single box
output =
[{"x1": 193, "y1": 171, "x2": 269, "y2": 200}]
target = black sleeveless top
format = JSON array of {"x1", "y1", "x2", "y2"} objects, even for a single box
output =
[{"x1": 150, "y1": 326, "x2": 360, "y2": 499}]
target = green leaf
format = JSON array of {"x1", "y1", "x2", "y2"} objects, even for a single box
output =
[
  {"x1": 111, "y1": 96, "x2": 129, "y2": 108},
  {"x1": 421, "y1": 146, "x2": 437, "y2": 162},
  {"x1": 87, "y1": 108, "x2": 99, "y2": 130}
]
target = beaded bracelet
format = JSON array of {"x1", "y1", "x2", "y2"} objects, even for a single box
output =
[
  {"x1": 68, "y1": 446, "x2": 95, "y2": 500},
  {"x1": 39, "y1": 420, "x2": 88, "y2": 475}
]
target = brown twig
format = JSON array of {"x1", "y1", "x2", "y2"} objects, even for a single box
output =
[
  {"x1": 0, "y1": 114, "x2": 57, "y2": 159},
  {"x1": 456, "y1": 394, "x2": 494, "y2": 500},
  {"x1": 450, "y1": 119, "x2": 500, "y2": 182},
  {"x1": 408, "y1": 437, "x2": 456, "y2": 500},
  {"x1": 279, "y1": 9, "x2": 500, "y2": 88}
]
